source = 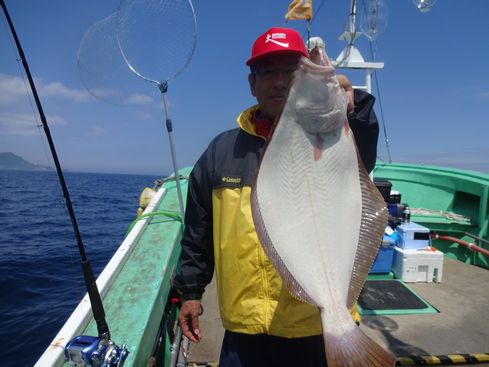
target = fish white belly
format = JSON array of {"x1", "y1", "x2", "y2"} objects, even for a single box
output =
[
  {"x1": 254, "y1": 121, "x2": 361, "y2": 317},
  {"x1": 251, "y1": 55, "x2": 395, "y2": 366}
]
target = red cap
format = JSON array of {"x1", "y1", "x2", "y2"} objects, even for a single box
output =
[{"x1": 246, "y1": 27, "x2": 308, "y2": 66}]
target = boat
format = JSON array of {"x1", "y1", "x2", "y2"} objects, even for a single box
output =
[
  {"x1": 14, "y1": 0, "x2": 486, "y2": 366},
  {"x1": 35, "y1": 160, "x2": 489, "y2": 366}
]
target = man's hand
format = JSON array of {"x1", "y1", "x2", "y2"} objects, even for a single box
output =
[
  {"x1": 178, "y1": 300, "x2": 202, "y2": 342},
  {"x1": 337, "y1": 74, "x2": 355, "y2": 116}
]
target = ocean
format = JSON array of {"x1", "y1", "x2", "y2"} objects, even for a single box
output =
[{"x1": 0, "y1": 169, "x2": 160, "y2": 367}]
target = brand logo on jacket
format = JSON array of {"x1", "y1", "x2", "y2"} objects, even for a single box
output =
[{"x1": 221, "y1": 176, "x2": 242, "y2": 184}]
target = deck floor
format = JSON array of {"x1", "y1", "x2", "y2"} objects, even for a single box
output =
[
  {"x1": 188, "y1": 257, "x2": 489, "y2": 366},
  {"x1": 361, "y1": 257, "x2": 489, "y2": 365}
]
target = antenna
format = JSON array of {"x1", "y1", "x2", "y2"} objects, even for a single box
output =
[
  {"x1": 332, "y1": 0, "x2": 392, "y2": 164},
  {"x1": 333, "y1": 0, "x2": 384, "y2": 94}
]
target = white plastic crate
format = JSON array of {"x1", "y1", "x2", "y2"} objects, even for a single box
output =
[{"x1": 392, "y1": 246, "x2": 444, "y2": 283}]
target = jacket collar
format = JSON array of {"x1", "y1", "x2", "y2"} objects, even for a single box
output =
[
  {"x1": 236, "y1": 105, "x2": 260, "y2": 137},
  {"x1": 238, "y1": 104, "x2": 277, "y2": 139}
]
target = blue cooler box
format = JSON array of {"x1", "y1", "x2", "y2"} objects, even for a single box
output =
[
  {"x1": 370, "y1": 235, "x2": 395, "y2": 273},
  {"x1": 395, "y1": 222, "x2": 431, "y2": 249}
]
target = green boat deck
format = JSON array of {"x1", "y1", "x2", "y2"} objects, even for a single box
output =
[
  {"x1": 70, "y1": 168, "x2": 191, "y2": 366},
  {"x1": 53, "y1": 162, "x2": 489, "y2": 366},
  {"x1": 361, "y1": 257, "x2": 489, "y2": 365},
  {"x1": 189, "y1": 257, "x2": 489, "y2": 366},
  {"x1": 374, "y1": 162, "x2": 489, "y2": 268},
  {"x1": 188, "y1": 163, "x2": 489, "y2": 366}
]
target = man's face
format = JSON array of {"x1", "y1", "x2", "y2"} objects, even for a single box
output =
[{"x1": 248, "y1": 54, "x2": 301, "y2": 121}]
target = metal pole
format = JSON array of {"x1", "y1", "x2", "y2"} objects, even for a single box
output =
[
  {"x1": 365, "y1": 69, "x2": 372, "y2": 94},
  {"x1": 168, "y1": 325, "x2": 183, "y2": 367},
  {"x1": 349, "y1": 0, "x2": 357, "y2": 35},
  {"x1": 159, "y1": 82, "x2": 185, "y2": 214}
]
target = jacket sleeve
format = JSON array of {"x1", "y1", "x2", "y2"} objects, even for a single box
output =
[
  {"x1": 348, "y1": 89, "x2": 379, "y2": 173},
  {"x1": 174, "y1": 147, "x2": 215, "y2": 301}
]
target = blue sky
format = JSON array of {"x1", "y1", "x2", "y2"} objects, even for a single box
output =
[{"x1": 1, "y1": 0, "x2": 488, "y2": 175}]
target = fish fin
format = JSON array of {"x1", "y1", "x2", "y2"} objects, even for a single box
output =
[
  {"x1": 346, "y1": 143, "x2": 389, "y2": 309},
  {"x1": 324, "y1": 326, "x2": 396, "y2": 367},
  {"x1": 251, "y1": 185, "x2": 317, "y2": 305}
]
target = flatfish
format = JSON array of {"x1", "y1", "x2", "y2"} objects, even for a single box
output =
[{"x1": 251, "y1": 52, "x2": 395, "y2": 366}]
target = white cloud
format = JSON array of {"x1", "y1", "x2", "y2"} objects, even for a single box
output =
[
  {"x1": 0, "y1": 73, "x2": 91, "y2": 105},
  {"x1": 86, "y1": 86, "x2": 121, "y2": 102},
  {"x1": 477, "y1": 91, "x2": 489, "y2": 101},
  {"x1": 82, "y1": 88, "x2": 154, "y2": 106},
  {"x1": 0, "y1": 73, "x2": 155, "y2": 107},
  {"x1": 0, "y1": 73, "x2": 28, "y2": 105},
  {"x1": 135, "y1": 110, "x2": 155, "y2": 120},
  {"x1": 0, "y1": 112, "x2": 65, "y2": 136},
  {"x1": 84, "y1": 126, "x2": 105, "y2": 136},
  {"x1": 40, "y1": 81, "x2": 91, "y2": 102},
  {"x1": 390, "y1": 150, "x2": 489, "y2": 174},
  {"x1": 424, "y1": 154, "x2": 489, "y2": 166},
  {"x1": 123, "y1": 93, "x2": 154, "y2": 106}
]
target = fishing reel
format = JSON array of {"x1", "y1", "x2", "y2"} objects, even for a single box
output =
[{"x1": 65, "y1": 335, "x2": 129, "y2": 367}]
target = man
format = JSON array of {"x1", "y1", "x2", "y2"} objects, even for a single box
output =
[{"x1": 174, "y1": 27, "x2": 379, "y2": 366}]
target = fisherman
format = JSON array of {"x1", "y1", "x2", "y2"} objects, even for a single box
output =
[{"x1": 174, "y1": 27, "x2": 379, "y2": 366}]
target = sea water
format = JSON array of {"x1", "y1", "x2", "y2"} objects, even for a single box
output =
[{"x1": 0, "y1": 170, "x2": 160, "y2": 367}]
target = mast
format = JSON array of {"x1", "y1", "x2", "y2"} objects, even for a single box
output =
[{"x1": 332, "y1": 0, "x2": 384, "y2": 93}]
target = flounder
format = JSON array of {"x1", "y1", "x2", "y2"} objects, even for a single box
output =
[{"x1": 251, "y1": 51, "x2": 395, "y2": 366}]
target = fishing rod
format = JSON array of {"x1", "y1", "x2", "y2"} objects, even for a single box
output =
[{"x1": 0, "y1": 1, "x2": 128, "y2": 365}]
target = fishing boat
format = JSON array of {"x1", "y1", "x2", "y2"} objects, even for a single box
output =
[
  {"x1": 35, "y1": 160, "x2": 489, "y2": 366},
  {"x1": 4, "y1": 0, "x2": 483, "y2": 366}
]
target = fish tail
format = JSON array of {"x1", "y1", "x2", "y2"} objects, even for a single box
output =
[{"x1": 324, "y1": 327, "x2": 396, "y2": 367}]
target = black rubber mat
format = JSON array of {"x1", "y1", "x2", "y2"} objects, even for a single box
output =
[{"x1": 358, "y1": 280, "x2": 438, "y2": 315}]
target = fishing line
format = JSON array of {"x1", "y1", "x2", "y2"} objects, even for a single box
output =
[
  {"x1": 15, "y1": 57, "x2": 55, "y2": 171},
  {"x1": 358, "y1": 0, "x2": 392, "y2": 163},
  {"x1": 0, "y1": 0, "x2": 111, "y2": 340},
  {"x1": 365, "y1": 26, "x2": 392, "y2": 164},
  {"x1": 303, "y1": 0, "x2": 326, "y2": 29},
  {"x1": 332, "y1": 0, "x2": 359, "y2": 67},
  {"x1": 0, "y1": 11, "x2": 53, "y2": 168},
  {"x1": 370, "y1": 51, "x2": 392, "y2": 164},
  {"x1": 301, "y1": 0, "x2": 326, "y2": 38}
]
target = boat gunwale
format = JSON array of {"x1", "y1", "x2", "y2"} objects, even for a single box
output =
[{"x1": 35, "y1": 187, "x2": 169, "y2": 366}]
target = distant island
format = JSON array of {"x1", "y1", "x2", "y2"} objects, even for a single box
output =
[{"x1": 0, "y1": 152, "x2": 54, "y2": 171}]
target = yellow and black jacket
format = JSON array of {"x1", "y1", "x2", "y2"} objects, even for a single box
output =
[{"x1": 175, "y1": 90, "x2": 378, "y2": 338}]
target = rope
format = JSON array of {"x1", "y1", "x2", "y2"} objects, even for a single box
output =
[
  {"x1": 396, "y1": 353, "x2": 489, "y2": 365},
  {"x1": 153, "y1": 174, "x2": 189, "y2": 190},
  {"x1": 126, "y1": 210, "x2": 183, "y2": 236},
  {"x1": 411, "y1": 208, "x2": 471, "y2": 223},
  {"x1": 301, "y1": 0, "x2": 326, "y2": 37}
]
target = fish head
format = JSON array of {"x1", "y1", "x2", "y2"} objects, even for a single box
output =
[{"x1": 288, "y1": 55, "x2": 348, "y2": 135}]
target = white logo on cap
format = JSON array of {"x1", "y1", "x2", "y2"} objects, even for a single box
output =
[{"x1": 265, "y1": 33, "x2": 289, "y2": 48}]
